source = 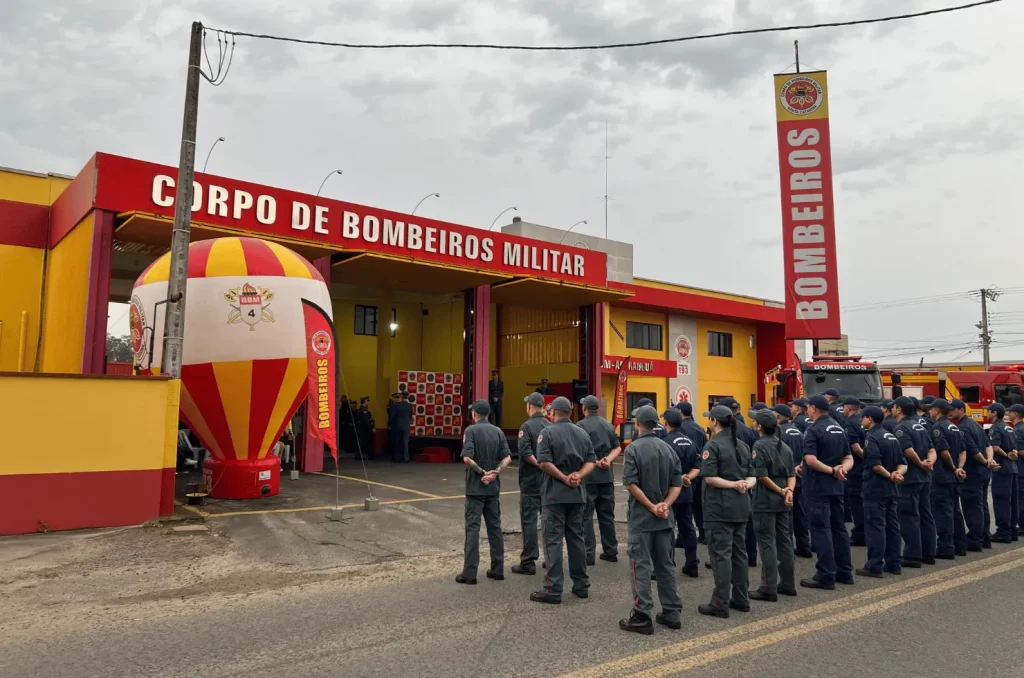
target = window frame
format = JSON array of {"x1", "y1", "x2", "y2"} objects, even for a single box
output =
[
  {"x1": 625, "y1": 321, "x2": 663, "y2": 351},
  {"x1": 707, "y1": 331, "x2": 733, "y2": 358},
  {"x1": 354, "y1": 305, "x2": 379, "y2": 336}
]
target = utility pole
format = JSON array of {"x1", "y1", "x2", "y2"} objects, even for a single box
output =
[
  {"x1": 979, "y1": 288, "x2": 998, "y2": 371},
  {"x1": 162, "y1": 21, "x2": 204, "y2": 378}
]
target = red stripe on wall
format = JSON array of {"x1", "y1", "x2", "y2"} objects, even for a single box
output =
[
  {"x1": 247, "y1": 357, "x2": 290, "y2": 457},
  {"x1": 609, "y1": 281, "x2": 786, "y2": 324},
  {"x1": 0, "y1": 468, "x2": 163, "y2": 536},
  {"x1": 187, "y1": 238, "x2": 216, "y2": 279},
  {"x1": 239, "y1": 237, "x2": 286, "y2": 277},
  {"x1": 82, "y1": 210, "x2": 114, "y2": 375},
  {"x1": 0, "y1": 199, "x2": 48, "y2": 248},
  {"x1": 181, "y1": 362, "x2": 237, "y2": 459},
  {"x1": 49, "y1": 154, "x2": 98, "y2": 248}
]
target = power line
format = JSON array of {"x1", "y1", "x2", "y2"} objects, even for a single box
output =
[
  {"x1": 207, "y1": 0, "x2": 1002, "y2": 51},
  {"x1": 841, "y1": 291, "x2": 973, "y2": 313}
]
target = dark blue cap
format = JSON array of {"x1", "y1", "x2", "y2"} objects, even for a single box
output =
[
  {"x1": 1010, "y1": 404, "x2": 1024, "y2": 416},
  {"x1": 882, "y1": 400, "x2": 895, "y2": 409},
  {"x1": 791, "y1": 398, "x2": 808, "y2": 408},
  {"x1": 893, "y1": 396, "x2": 915, "y2": 409},
  {"x1": 720, "y1": 397, "x2": 740, "y2": 410},
  {"x1": 986, "y1": 402, "x2": 1006, "y2": 415},
  {"x1": 843, "y1": 396, "x2": 862, "y2": 407},
  {"x1": 862, "y1": 406, "x2": 885, "y2": 422},
  {"x1": 823, "y1": 388, "x2": 840, "y2": 397},
  {"x1": 931, "y1": 398, "x2": 950, "y2": 410},
  {"x1": 950, "y1": 398, "x2": 966, "y2": 409},
  {"x1": 807, "y1": 395, "x2": 830, "y2": 410},
  {"x1": 921, "y1": 396, "x2": 936, "y2": 406},
  {"x1": 773, "y1": 404, "x2": 791, "y2": 417},
  {"x1": 676, "y1": 400, "x2": 693, "y2": 416},
  {"x1": 636, "y1": 398, "x2": 654, "y2": 408},
  {"x1": 910, "y1": 397, "x2": 920, "y2": 408},
  {"x1": 662, "y1": 408, "x2": 683, "y2": 426},
  {"x1": 750, "y1": 402, "x2": 767, "y2": 411}
]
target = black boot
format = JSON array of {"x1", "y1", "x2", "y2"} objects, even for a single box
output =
[{"x1": 618, "y1": 611, "x2": 654, "y2": 635}]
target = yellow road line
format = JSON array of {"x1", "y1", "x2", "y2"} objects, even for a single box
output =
[
  {"x1": 630, "y1": 553, "x2": 1024, "y2": 677},
  {"x1": 560, "y1": 547, "x2": 1024, "y2": 678},
  {"x1": 196, "y1": 490, "x2": 522, "y2": 519},
  {"x1": 310, "y1": 471, "x2": 442, "y2": 498},
  {"x1": 177, "y1": 503, "x2": 210, "y2": 519}
]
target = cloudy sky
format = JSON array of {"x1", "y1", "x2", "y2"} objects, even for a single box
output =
[{"x1": 3, "y1": 0, "x2": 1022, "y2": 365}]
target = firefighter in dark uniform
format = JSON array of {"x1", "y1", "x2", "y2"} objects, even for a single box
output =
[
  {"x1": 676, "y1": 401, "x2": 708, "y2": 544},
  {"x1": 893, "y1": 396, "x2": 934, "y2": 567},
  {"x1": 988, "y1": 402, "x2": 1018, "y2": 543},
  {"x1": 881, "y1": 400, "x2": 898, "y2": 433},
  {"x1": 698, "y1": 405, "x2": 756, "y2": 618},
  {"x1": 635, "y1": 398, "x2": 665, "y2": 438},
  {"x1": 749, "y1": 408, "x2": 797, "y2": 601},
  {"x1": 857, "y1": 405, "x2": 905, "y2": 577},
  {"x1": 800, "y1": 395, "x2": 854, "y2": 589},
  {"x1": 531, "y1": 396, "x2": 597, "y2": 604},
  {"x1": 512, "y1": 392, "x2": 550, "y2": 575},
  {"x1": 355, "y1": 397, "x2": 375, "y2": 459},
  {"x1": 842, "y1": 397, "x2": 867, "y2": 546},
  {"x1": 577, "y1": 395, "x2": 621, "y2": 564},
  {"x1": 791, "y1": 398, "x2": 810, "y2": 433},
  {"x1": 663, "y1": 408, "x2": 701, "y2": 577},
  {"x1": 1009, "y1": 404, "x2": 1024, "y2": 539},
  {"x1": 776, "y1": 404, "x2": 812, "y2": 558},
  {"x1": 951, "y1": 398, "x2": 991, "y2": 551},
  {"x1": 928, "y1": 399, "x2": 963, "y2": 559},
  {"x1": 723, "y1": 397, "x2": 759, "y2": 568},
  {"x1": 618, "y1": 405, "x2": 684, "y2": 635},
  {"x1": 457, "y1": 400, "x2": 512, "y2": 585},
  {"x1": 825, "y1": 389, "x2": 845, "y2": 426},
  {"x1": 913, "y1": 397, "x2": 940, "y2": 563}
]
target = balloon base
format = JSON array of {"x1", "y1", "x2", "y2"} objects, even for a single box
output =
[{"x1": 203, "y1": 456, "x2": 280, "y2": 500}]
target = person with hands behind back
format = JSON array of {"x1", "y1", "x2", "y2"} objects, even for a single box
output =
[
  {"x1": 749, "y1": 409, "x2": 797, "y2": 602},
  {"x1": 698, "y1": 405, "x2": 756, "y2": 619},
  {"x1": 531, "y1": 397, "x2": 597, "y2": 604},
  {"x1": 663, "y1": 408, "x2": 701, "y2": 578},
  {"x1": 618, "y1": 405, "x2": 684, "y2": 635},
  {"x1": 857, "y1": 405, "x2": 906, "y2": 578},
  {"x1": 457, "y1": 400, "x2": 512, "y2": 586}
]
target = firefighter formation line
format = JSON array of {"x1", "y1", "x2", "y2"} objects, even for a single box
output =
[{"x1": 456, "y1": 390, "x2": 1018, "y2": 633}]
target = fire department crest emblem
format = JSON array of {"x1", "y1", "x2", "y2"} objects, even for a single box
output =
[
  {"x1": 225, "y1": 282, "x2": 275, "y2": 330},
  {"x1": 780, "y1": 75, "x2": 824, "y2": 116}
]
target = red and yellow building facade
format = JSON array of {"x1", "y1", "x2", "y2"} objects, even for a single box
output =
[{"x1": 0, "y1": 152, "x2": 793, "y2": 534}]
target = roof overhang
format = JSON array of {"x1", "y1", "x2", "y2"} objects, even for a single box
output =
[
  {"x1": 331, "y1": 252, "x2": 512, "y2": 295},
  {"x1": 490, "y1": 278, "x2": 633, "y2": 309}
]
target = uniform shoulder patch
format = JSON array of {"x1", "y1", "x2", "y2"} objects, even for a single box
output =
[
  {"x1": 537, "y1": 434, "x2": 543, "y2": 442},
  {"x1": 518, "y1": 430, "x2": 524, "y2": 438},
  {"x1": 751, "y1": 450, "x2": 757, "y2": 459},
  {"x1": 702, "y1": 450, "x2": 710, "y2": 460},
  {"x1": 895, "y1": 429, "x2": 904, "y2": 438},
  {"x1": 932, "y1": 428, "x2": 941, "y2": 439}
]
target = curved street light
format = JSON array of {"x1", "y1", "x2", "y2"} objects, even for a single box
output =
[
  {"x1": 316, "y1": 169, "x2": 344, "y2": 196},
  {"x1": 202, "y1": 137, "x2": 225, "y2": 173},
  {"x1": 488, "y1": 205, "x2": 519, "y2": 231},
  {"x1": 557, "y1": 220, "x2": 589, "y2": 244},
  {"x1": 411, "y1": 192, "x2": 440, "y2": 216}
]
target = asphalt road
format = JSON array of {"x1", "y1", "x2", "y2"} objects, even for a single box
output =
[{"x1": 3, "y1": 534, "x2": 1023, "y2": 678}]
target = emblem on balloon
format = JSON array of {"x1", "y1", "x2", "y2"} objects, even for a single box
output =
[{"x1": 225, "y1": 282, "x2": 275, "y2": 330}]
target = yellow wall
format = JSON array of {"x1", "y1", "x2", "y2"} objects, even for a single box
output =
[
  {"x1": 607, "y1": 306, "x2": 668, "y2": 360},
  {"x1": 0, "y1": 245, "x2": 44, "y2": 371},
  {"x1": 0, "y1": 169, "x2": 73, "y2": 374},
  {"x1": 421, "y1": 296, "x2": 465, "y2": 374},
  {"x1": 696, "y1": 318, "x2": 757, "y2": 424},
  {"x1": 39, "y1": 214, "x2": 94, "y2": 374},
  {"x1": 498, "y1": 305, "x2": 580, "y2": 413},
  {"x1": 0, "y1": 375, "x2": 180, "y2": 476},
  {"x1": 632, "y1": 277, "x2": 772, "y2": 307}
]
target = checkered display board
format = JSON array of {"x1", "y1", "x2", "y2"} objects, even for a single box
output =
[{"x1": 397, "y1": 370, "x2": 463, "y2": 437}]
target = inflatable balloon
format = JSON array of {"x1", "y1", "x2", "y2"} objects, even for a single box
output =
[{"x1": 129, "y1": 237, "x2": 332, "y2": 499}]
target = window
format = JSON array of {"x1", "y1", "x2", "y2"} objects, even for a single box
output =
[
  {"x1": 708, "y1": 395, "x2": 731, "y2": 412},
  {"x1": 354, "y1": 305, "x2": 378, "y2": 336},
  {"x1": 995, "y1": 384, "x2": 1023, "y2": 407},
  {"x1": 957, "y1": 386, "x2": 980, "y2": 404},
  {"x1": 627, "y1": 392, "x2": 657, "y2": 414},
  {"x1": 708, "y1": 331, "x2": 733, "y2": 357},
  {"x1": 626, "y1": 322, "x2": 662, "y2": 351}
]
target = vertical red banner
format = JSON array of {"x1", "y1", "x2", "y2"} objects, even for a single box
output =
[
  {"x1": 301, "y1": 299, "x2": 338, "y2": 462},
  {"x1": 612, "y1": 355, "x2": 630, "y2": 426},
  {"x1": 774, "y1": 70, "x2": 841, "y2": 340}
]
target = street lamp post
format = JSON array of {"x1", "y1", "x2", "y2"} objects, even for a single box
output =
[
  {"x1": 557, "y1": 220, "x2": 588, "y2": 244},
  {"x1": 316, "y1": 169, "x2": 344, "y2": 196},
  {"x1": 202, "y1": 136, "x2": 225, "y2": 173},
  {"x1": 411, "y1": 192, "x2": 440, "y2": 216},
  {"x1": 488, "y1": 206, "x2": 519, "y2": 231}
]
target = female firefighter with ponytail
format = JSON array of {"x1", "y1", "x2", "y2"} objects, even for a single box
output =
[
  {"x1": 749, "y1": 408, "x2": 797, "y2": 601},
  {"x1": 698, "y1": 404, "x2": 756, "y2": 618}
]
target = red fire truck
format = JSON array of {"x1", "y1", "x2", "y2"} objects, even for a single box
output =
[
  {"x1": 880, "y1": 367, "x2": 1024, "y2": 424},
  {"x1": 769, "y1": 355, "x2": 884, "y2": 406}
]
